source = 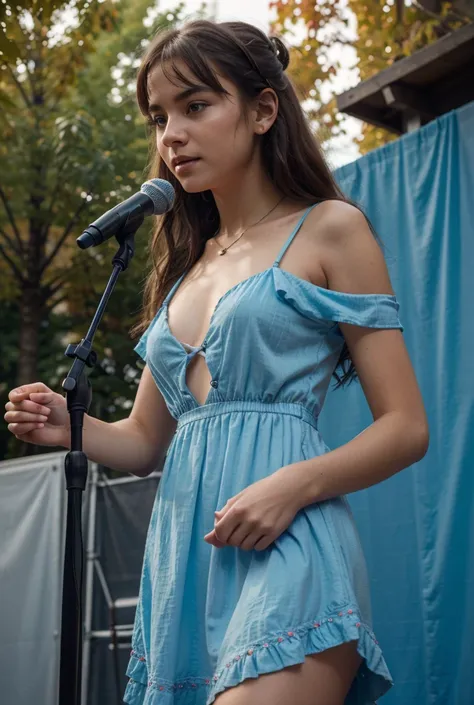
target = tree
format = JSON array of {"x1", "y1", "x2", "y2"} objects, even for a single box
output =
[
  {"x1": 270, "y1": 0, "x2": 472, "y2": 154},
  {"x1": 0, "y1": 0, "x2": 124, "y2": 386},
  {"x1": 0, "y1": 0, "x2": 197, "y2": 459}
]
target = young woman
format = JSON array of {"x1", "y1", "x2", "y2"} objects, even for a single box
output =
[{"x1": 5, "y1": 19, "x2": 429, "y2": 705}]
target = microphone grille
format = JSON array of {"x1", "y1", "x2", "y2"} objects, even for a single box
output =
[{"x1": 141, "y1": 178, "x2": 175, "y2": 214}]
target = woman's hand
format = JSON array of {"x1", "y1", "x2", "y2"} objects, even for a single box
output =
[
  {"x1": 204, "y1": 466, "x2": 302, "y2": 551},
  {"x1": 4, "y1": 382, "x2": 70, "y2": 447}
]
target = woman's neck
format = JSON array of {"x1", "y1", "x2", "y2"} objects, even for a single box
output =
[{"x1": 211, "y1": 159, "x2": 283, "y2": 239}]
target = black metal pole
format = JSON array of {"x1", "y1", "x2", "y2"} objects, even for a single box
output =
[{"x1": 58, "y1": 217, "x2": 143, "y2": 705}]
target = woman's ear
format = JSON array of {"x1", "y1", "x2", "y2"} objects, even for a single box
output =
[{"x1": 253, "y1": 88, "x2": 279, "y2": 135}]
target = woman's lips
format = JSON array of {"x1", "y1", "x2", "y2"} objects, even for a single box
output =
[{"x1": 175, "y1": 158, "x2": 201, "y2": 173}]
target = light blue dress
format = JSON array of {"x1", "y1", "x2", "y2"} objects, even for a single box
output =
[{"x1": 124, "y1": 203, "x2": 403, "y2": 705}]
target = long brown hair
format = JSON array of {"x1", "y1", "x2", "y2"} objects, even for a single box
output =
[{"x1": 131, "y1": 19, "x2": 379, "y2": 388}]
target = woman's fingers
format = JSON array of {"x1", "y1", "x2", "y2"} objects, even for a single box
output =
[
  {"x1": 8, "y1": 383, "x2": 50, "y2": 402},
  {"x1": 4, "y1": 400, "x2": 51, "y2": 427},
  {"x1": 5, "y1": 399, "x2": 52, "y2": 416},
  {"x1": 6, "y1": 410, "x2": 49, "y2": 424},
  {"x1": 8, "y1": 421, "x2": 45, "y2": 435},
  {"x1": 28, "y1": 391, "x2": 55, "y2": 404}
]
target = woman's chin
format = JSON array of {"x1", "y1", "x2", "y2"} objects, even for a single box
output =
[
  {"x1": 173, "y1": 162, "x2": 221, "y2": 194},
  {"x1": 178, "y1": 177, "x2": 215, "y2": 194},
  {"x1": 181, "y1": 183, "x2": 208, "y2": 194}
]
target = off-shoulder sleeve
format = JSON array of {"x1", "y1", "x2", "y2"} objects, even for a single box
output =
[
  {"x1": 133, "y1": 311, "x2": 162, "y2": 363},
  {"x1": 134, "y1": 332, "x2": 148, "y2": 362},
  {"x1": 273, "y1": 267, "x2": 403, "y2": 335}
]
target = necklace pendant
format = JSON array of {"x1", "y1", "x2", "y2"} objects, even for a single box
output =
[{"x1": 218, "y1": 248, "x2": 227, "y2": 256}]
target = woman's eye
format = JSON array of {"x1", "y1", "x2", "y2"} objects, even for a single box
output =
[
  {"x1": 188, "y1": 102, "x2": 207, "y2": 114},
  {"x1": 149, "y1": 103, "x2": 207, "y2": 128}
]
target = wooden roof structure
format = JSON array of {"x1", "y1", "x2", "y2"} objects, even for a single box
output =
[{"x1": 336, "y1": 22, "x2": 474, "y2": 133}]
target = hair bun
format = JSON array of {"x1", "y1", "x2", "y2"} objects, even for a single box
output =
[{"x1": 269, "y1": 36, "x2": 290, "y2": 71}]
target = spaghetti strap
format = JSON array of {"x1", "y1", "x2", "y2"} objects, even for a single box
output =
[
  {"x1": 273, "y1": 202, "x2": 323, "y2": 268},
  {"x1": 166, "y1": 201, "x2": 324, "y2": 305}
]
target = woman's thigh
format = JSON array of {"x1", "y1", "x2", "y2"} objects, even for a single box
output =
[{"x1": 213, "y1": 640, "x2": 363, "y2": 705}]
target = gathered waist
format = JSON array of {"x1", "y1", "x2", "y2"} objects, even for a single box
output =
[{"x1": 176, "y1": 400, "x2": 319, "y2": 432}]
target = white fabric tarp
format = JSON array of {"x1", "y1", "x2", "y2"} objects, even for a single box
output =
[{"x1": 0, "y1": 451, "x2": 67, "y2": 705}]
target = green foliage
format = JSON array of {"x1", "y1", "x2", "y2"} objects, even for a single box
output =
[{"x1": 0, "y1": 0, "x2": 203, "y2": 459}]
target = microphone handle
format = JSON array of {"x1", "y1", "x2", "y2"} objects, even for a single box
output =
[{"x1": 77, "y1": 192, "x2": 154, "y2": 249}]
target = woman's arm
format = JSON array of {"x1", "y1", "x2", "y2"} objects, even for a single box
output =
[
  {"x1": 66, "y1": 366, "x2": 177, "y2": 477},
  {"x1": 292, "y1": 201, "x2": 429, "y2": 507}
]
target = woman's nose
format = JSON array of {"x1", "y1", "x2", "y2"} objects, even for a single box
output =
[{"x1": 161, "y1": 119, "x2": 187, "y2": 147}]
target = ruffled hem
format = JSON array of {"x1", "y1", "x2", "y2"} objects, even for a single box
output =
[
  {"x1": 124, "y1": 654, "x2": 148, "y2": 704},
  {"x1": 123, "y1": 607, "x2": 393, "y2": 705}
]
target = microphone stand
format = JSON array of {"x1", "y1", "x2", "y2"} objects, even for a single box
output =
[{"x1": 58, "y1": 213, "x2": 144, "y2": 705}]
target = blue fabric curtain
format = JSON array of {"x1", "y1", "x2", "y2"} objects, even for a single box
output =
[{"x1": 321, "y1": 101, "x2": 474, "y2": 705}]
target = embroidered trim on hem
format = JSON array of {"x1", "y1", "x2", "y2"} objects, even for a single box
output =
[{"x1": 127, "y1": 606, "x2": 381, "y2": 695}]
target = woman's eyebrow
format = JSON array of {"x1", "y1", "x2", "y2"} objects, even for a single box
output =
[{"x1": 148, "y1": 85, "x2": 210, "y2": 112}]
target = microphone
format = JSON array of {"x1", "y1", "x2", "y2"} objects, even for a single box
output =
[{"x1": 76, "y1": 178, "x2": 175, "y2": 249}]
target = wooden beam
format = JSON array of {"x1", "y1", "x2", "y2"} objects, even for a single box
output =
[
  {"x1": 381, "y1": 84, "x2": 437, "y2": 120},
  {"x1": 342, "y1": 103, "x2": 404, "y2": 134},
  {"x1": 336, "y1": 22, "x2": 474, "y2": 113},
  {"x1": 403, "y1": 113, "x2": 423, "y2": 132}
]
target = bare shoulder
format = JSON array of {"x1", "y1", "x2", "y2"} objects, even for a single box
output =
[
  {"x1": 308, "y1": 199, "x2": 368, "y2": 235},
  {"x1": 304, "y1": 199, "x2": 395, "y2": 296}
]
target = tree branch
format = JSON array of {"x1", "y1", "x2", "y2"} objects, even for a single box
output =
[
  {"x1": 43, "y1": 271, "x2": 69, "y2": 291},
  {"x1": 48, "y1": 279, "x2": 66, "y2": 300},
  {"x1": 39, "y1": 195, "x2": 92, "y2": 275},
  {"x1": 40, "y1": 277, "x2": 67, "y2": 307},
  {"x1": 318, "y1": 36, "x2": 356, "y2": 48},
  {"x1": 0, "y1": 184, "x2": 24, "y2": 254},
  {"x1": 0, "y1": 241, "x2": 25, "y2": 284},
  {"x1": 411, "y1": 0, "x2": 457, "y2": 29},
  {"x1": 45, "y1": 294, "x2": 68, "y2": 315},
  {"x1": 2, "y1": 61, "x2": 33, "y2": 110},
  {"x1": 0, "y1": 225, "x2": 24, "y2": 259}
]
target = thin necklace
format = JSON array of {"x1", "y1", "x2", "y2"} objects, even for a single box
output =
[{"x1": 213, "y1": 197, "x2": 285, "y2": 256}]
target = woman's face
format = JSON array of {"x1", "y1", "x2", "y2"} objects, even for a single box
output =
[{"x1": 146, "y1": 60, "x2": 258, "y2": 193}]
